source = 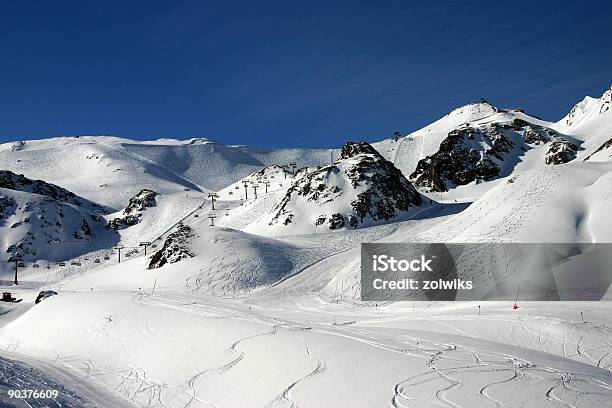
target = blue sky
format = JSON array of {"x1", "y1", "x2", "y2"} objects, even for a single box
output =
[{"x1": 1, "y1": 1, "x2": 610, "y2": 148}]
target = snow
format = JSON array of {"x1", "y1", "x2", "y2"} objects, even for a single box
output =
[{"x1": 1, "y1": 87, "x2": 612, "y2": 407}]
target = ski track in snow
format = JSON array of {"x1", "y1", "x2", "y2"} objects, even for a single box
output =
[{"x1": 119, "y1": 293, "x2": 612, "y2": 408}]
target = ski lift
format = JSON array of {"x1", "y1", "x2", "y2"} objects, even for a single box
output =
[
  {"x1": 32, "y1": 264, "x2": 40, "y2": 268},
  {"x1": 59, "y1": 262, "x2": 66, "y2": 266},
  {"x1": 70, "y1": 261, "x2": 81, "y2": 266},
  {"x1": 94, "y1": 259, "x2": 100, "y2": 264},
  {"x1": 103, "y1": 256, "x2": 110, "y2": 260}
]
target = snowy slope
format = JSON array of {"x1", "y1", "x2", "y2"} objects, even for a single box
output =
[
  {"x1": 0, "y1": 172, "x2": 119, "y2": 264},
  {"x1": 0, "y1": 137, "x2": 332, "y2": 210},
  {"x1": 0, "y1": 137, "x2": 205, "y2": 210},
  {"x1": 556, "y1": 85, "x2": 612, "y2": 162},
  {"x1": 1, "y1": 86, "x2": 612, "y2": 408}
]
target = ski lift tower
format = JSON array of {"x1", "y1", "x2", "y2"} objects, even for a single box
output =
[
  {"x1": 289, "y1": 162, "x2": 297, "y2": 175},
  {"x1": 114, "y1": 245, "x2": 125, "y2": 263},
  {"x1": 4, "y1": 258, "x2": 21, "y2": 285},
  {"x1": 264, "y1": 181, "x2": 270, "y2": 194},
  {"x1": 208, "y1": 214, "x2": 217, "y2": 226},
  {"x1": 208, "y1": 193, "x2": 219, "y2": 210},
  {"x1": 139, "y1": 241, "x2": 152, "y2": 256},
  {"x1": 242, "y1": 180, "x2": 249, "y2": 200}
]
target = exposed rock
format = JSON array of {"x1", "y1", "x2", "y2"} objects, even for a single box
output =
[
  {"x1": 108, "y1": 189, "x2": 158, "y2": 230},
  {"x1": 268, "y1": 141, "x2": 423, "y2": 230},
  {"x1": 545, "y1": 139, "x2": 579, "y2": 165},
  {"x1": 508, "y1": 119, "x2": 551, "y2": 145},
  {"x1": 340, "y1": 141, "x2": 380, "y2": 159},
  {"x1": 410, "y1": 125, "x2": 514, "y2": 192},
  {"x1": 10, "y1": 141, "x2": 25, "y2": 151},
  {"x1": 148, "y1": 223, "x2": 195, "y2": 269}
]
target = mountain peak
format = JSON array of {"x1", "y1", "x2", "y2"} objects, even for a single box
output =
[
  {"x1": 560, "y1": 85, "x2": 612, "y2": 128},
  {"x1": 339, "y1": 141, "x2": 381, "y2": 160}
]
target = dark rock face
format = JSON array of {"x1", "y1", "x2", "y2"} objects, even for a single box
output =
[
  {"x1": 148, "y1": 223, "x2": 195, "y2": 269},
  {"x1": 108, "y1": 189, "x2": 158, "y2": 230},
  {"x1": 328, "y1": 213, "x2": 345, "y2": 229},
  {"x1": 10, "y1": 141, "x2": 25, "y2": 151},
  {"x1": 509, "y1": 119, "x2": 550, "y2": 145},
  {"x1": 409, "y1": 118, "x2": 581, "y2": 191},
  {"x1": 545, "y1": 139, "x2": 579, "y2": 165},
  {"x1": 410, "y1": 126, "x2": 514, "y2": 192},
  {"x1": 269, "y1": 141, "x2": 423, "y2": 230},
  {"x1": 340, "y1": 141, "x2": 381, "y2": 159}
]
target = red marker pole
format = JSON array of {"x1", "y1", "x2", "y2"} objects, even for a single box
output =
[{"x1": 513, "y1": 286, "x2": 521, "y2": 310}]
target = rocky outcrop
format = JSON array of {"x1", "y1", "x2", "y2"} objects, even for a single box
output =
[
  {"x1": 269, "y1": 141, "x2": 423, "y2": 230},
  {"x1": 409, "y1": 117, "x2": 581, "y2": 191},
  {"x1": 410, "y1": 125, "x2": 514, "y2": 192},
  {"x1": 108, "y1": 189, "x2": 158, "y2": 230},
  {"x1": 148, "y1": 223, "x2": 195, "y2": 268},
  {"x1": 545, "y1": 139, "x2": 579, "y2": 165}
]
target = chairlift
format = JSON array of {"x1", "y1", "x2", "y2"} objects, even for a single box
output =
[
  {"x1": 103, "y1": 256, "x2": 110, "y2": 260},
  {"x1": 94, "y1": 259, "x2": 101, "y2": 264},
  {"x1": 32, "y1": 264, "x2": 40, "y2": 268},
  {"x1": 70, "y1": 261, "x2": 81, "y2": 266},
  {"x1": 59, "y1": 262, "x2": 66, "y2": 266}
]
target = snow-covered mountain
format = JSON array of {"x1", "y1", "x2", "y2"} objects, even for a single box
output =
[
  {"x1": 1, "y1": 85, "x2": 612, "y2": 408},
  {"x1": 248, "y1": 141, "x2": 428, "y2": 234},
  {"x1": 0, "y1": 136, "x2": 333, "y2": 211},
  {"x1": 408, "y1": 118, "x2": 580, "y2": 191},
  {"x1": 0, "y1": 171, "x2": 117, "y2": 262}
]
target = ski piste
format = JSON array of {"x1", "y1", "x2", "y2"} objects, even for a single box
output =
[{"x1": 0, "y1": 86, "x2": 611, "y2": 407}]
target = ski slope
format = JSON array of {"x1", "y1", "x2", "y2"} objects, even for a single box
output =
[{"x1": 0, "y1": 86, "x2": 612, "y2": 407}]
